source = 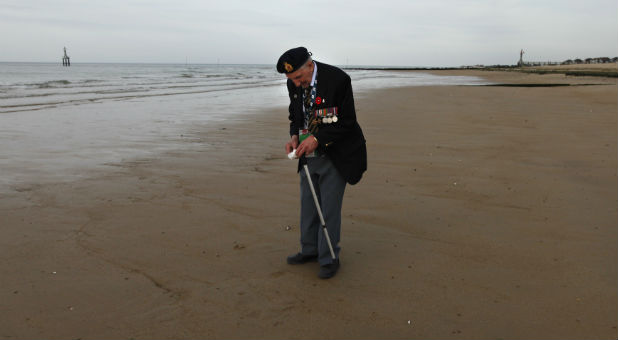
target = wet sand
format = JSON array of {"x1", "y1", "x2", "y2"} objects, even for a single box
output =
[{"x1": 1, "y1": 70, "x2": 616, "y2": 339}]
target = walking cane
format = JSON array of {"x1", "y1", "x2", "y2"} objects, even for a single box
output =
[{"x1": 298, "y1": 155, "x2": 337, "y2": 260}]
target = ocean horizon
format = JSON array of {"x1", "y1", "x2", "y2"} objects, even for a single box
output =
[{"x1": 0, "y1": 61, "x2": 451, "y2": 68}]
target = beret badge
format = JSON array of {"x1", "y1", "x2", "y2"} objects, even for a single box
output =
[{"x1": 284, "y1": 62, "x2": 293, "y2": 73}]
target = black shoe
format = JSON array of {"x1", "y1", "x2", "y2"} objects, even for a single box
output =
[
  {"x1": 318, "y1": 259, "x2": 340, "y2": 279},
  {"x1": 287, "y1": 252, "x2": 318, "y2": 265}
]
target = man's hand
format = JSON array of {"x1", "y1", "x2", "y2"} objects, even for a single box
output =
[
  {"x1": 285, "y1": 135, "x2": 299, "y2": 154},
  {"x1": 295, "y1": 135, "x2": 319, "y2": 157}
]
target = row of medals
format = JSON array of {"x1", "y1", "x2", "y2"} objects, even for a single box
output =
[
  {"x1": 308, "y1": 113, "x2": 336, "y2": 135},
  {"x1": 316, "y1": 115, "x2": 338, "y2": 124}
]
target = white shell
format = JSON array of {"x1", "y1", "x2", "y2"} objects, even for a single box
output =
[{"x1": 288, "y1": 149, "x2": 298, "y2": 160}]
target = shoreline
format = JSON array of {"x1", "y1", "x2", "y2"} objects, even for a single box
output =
[
  {"x1": 344, "y1": 62, "x2": 618, "y2": 78},
  {"x1": 1, "y1": 70, "x2": 616, "y2": 339}
]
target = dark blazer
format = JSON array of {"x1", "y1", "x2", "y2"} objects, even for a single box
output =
[{"x1": 287, "y1": 61, "x2": 367, "y2": 185}]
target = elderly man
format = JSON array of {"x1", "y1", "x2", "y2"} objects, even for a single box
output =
[{"x1": 277, "y1": 47, "x2": 367, "y2": 279}]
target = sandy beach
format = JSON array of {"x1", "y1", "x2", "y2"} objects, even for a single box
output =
[{"x1": 1, "y1": 70, "x2": 616, "y2": 339}]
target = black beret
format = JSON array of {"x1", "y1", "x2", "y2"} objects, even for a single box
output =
[{"x1": 276, "y1": 47, "x2": 311, "y2": 74}]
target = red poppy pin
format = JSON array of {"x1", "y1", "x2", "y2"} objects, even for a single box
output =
[{"x1": 315, "y1": 96, "x2": 322, "y2": 105}]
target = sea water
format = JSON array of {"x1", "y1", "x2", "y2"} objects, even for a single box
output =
[{"x1": 0, "y1": 63, "x2": 487, "y2": 191}]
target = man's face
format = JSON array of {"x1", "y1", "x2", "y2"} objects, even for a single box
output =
[{"x1": 286, "y1": 62, "x2": 313, "y2": 88}]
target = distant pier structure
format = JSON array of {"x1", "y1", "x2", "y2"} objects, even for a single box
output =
[{"x1": 62, "y1": 47, "x2": 70, "y2": 66}]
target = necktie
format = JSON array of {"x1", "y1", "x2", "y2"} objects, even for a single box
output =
[
  {"x1": 303, "y1": 86, "x2": 320, "y2": 135},
  {"x1": 303, "y1": 87, "x2": 312, "y2": 128},
  {"x1": 303, "y1": 87, "x2": 312, "y2": 112}
]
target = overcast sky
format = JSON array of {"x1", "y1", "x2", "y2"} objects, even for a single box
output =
[{"x1": 1, "y1": 0, "x2": 617, "y2": 66}]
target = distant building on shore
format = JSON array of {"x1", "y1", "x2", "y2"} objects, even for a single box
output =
[{"x1": 561, "y1": 57, "x2": 616, "y2": 65}]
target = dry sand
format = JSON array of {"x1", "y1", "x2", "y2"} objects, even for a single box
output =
[{"x1": 1, "y1": 71, "x2": 616, "y2": 339}]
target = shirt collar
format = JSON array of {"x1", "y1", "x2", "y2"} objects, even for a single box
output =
[{"x1": 310, "y1": 61, "x2": 317, "y2": 86}]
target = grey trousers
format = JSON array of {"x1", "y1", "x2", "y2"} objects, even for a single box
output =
[{"x1": 299, "y1": 156, "x2": 346, "y2": 265}]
